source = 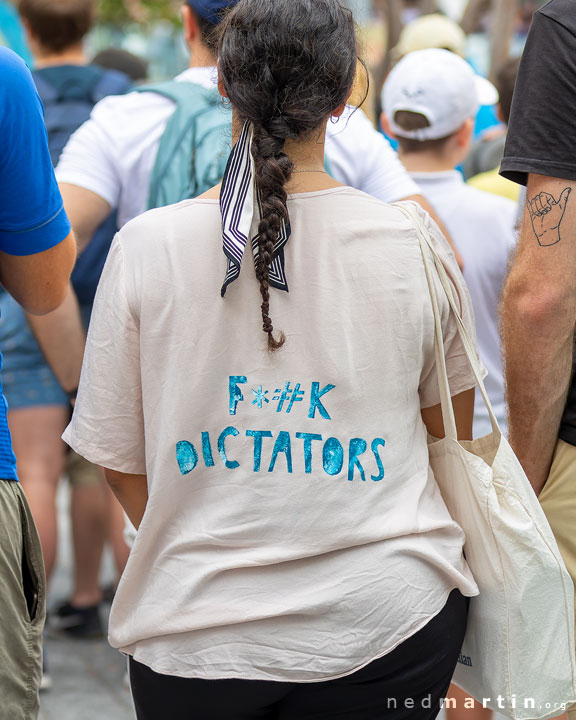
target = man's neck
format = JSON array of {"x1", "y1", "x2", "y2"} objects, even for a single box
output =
[
  {"x1": 187, "y1": 43, "x2": 217, "y2": 70},
  {"x1": 399, "y1": 151, "x2": 459, "y2": 174},
  {"x1": 33, "y1": 45, "x2": 86, "y2": 69}
]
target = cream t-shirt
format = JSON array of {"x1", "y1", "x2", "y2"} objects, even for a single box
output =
[{"x1": 64, "y1": 188, "x2": 479, "y2": 682}]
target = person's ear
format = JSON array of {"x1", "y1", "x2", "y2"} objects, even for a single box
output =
[
  {"x1": 380, "y1": 112, "x2": 396, "y2": 139},
  {"x1": 181, "y1": 4, "x2": 200, "y2": 46},
  {"x1": 330, "y1": 82, "x2": 356, "y2": 120},
  {"x1": 217, "y1": 68, "x2": 227, "y2": 99},
  {"x1": 456, "y1": 117, "x2": 475, "y2": 149},
  {"x1": 331, "y1": 103, "x2": 347, "y2": 119}
]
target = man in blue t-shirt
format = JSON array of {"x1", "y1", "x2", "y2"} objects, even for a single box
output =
[{"x1": 0, "y1": 46, "x2": 75, "y2": 718}]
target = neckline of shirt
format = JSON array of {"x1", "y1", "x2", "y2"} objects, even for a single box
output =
[
  {"x1": 174, "y1": 66, "x2": 218, "y2": 89},
  {"x1": 408, "y1": 170, "x2": 464, "y2": 186},
  {"x1": 192, "y1": 187, "x2": 354, "y2": 205}
]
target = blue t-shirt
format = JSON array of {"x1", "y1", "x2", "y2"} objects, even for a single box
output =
[{"x1": 0, "y1": 47, "x2": 71, "y2": 480}]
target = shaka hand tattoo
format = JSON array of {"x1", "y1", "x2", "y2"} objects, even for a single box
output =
[{"x1": 528, "y1": 187, "x2": 571, "y2": 246}]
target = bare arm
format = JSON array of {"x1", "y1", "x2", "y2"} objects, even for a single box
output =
[
  {"x1": 26, "y1": 285, "x2": 86, "y2": 393},
  {"x1": 421, "y1": 388, "x2": 475, "y2": 441},
  {"x1": 59, "y1": 184, "x2": 111, "y2": 252},
  {"x1": 501, "y1": 174, "x2": 576, "y2": 494},
  {"x1": 0, "y1": 231, "x2": 76, "y2": 314},
  {"x1": 405, "y1": 194, "x2": 464, "y2": 271},
  {"x1": 104, "y1": 469, "x2": 148, "y2": 530}
]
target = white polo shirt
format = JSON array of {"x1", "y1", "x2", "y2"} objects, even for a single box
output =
[
  {"x1": 55, "y1": 66, "x2": 420, "y2": 229},
  {"x1": 409, "y1": 170, "x2": 517, "y2": 437},
  {"x1": 64, "y1": 190, "x2": 479, "y2": 682}
]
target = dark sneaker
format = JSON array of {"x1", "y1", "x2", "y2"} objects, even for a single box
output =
[
  {"x1": 49, "y1": 601, "x2": 103, "y2": 638},
  {"x1": 101, "y1": 582, "x2": 116, "y2": 605}
]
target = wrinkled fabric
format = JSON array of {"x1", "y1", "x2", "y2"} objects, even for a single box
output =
[{"x1": 65, "y1": 188, "x2": 479, "y2": 681}]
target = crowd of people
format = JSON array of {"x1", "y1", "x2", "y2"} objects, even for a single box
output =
[{"x1": 0, "y1": 0, "x2": 575, "y2": 719}]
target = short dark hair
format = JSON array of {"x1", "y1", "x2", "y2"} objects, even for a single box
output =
[
  {"x1": 195, "y1": 11, "x2": 219, "y2": 55},
  {"x1": 92, "y1": 48, "x2": 149, "y2": 82},
  {"x1": 18, "y1": 0, "x2": 94, "y2": 53},
  {"x1": 495, "y1": 56, "x2": 521, "y2": 125},
  {"x1": 393, "y1": 110, "x2": 454, "y2": 154}
]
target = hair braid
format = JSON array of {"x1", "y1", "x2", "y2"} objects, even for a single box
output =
[
  {"x1": 251, "y1": 124, "x2": 294, "y2": 350},
  {"x1": 218, "y1": 0, "x2": 359, "y2": 351}
]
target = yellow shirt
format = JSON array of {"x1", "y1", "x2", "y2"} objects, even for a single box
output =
[{"x1": 467, "y1": 167, "x2": 521, "y2": 202}]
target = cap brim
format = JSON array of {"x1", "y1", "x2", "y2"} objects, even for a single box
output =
[{"x1": 475, "y1": 75, "x2": 499, "y2": 107}]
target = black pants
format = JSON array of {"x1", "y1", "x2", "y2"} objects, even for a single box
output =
[{"x1": 129, "y1": 589, "x2": 467, "y2": 720}]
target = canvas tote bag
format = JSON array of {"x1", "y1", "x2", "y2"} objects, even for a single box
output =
[{"x1": 398, "y1": 203, "x2": 576, "y2": 719}]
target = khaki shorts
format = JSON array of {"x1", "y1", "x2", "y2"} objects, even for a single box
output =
[
  {"x1": 540, "y1": 439, "x2": 576, "y2": 720},
  {"x1": 66, "y1": 448, "x2": 103, "y2": 488},
  {"x1": 0, "y1": 480, "x2": 45, "y2": 720}
]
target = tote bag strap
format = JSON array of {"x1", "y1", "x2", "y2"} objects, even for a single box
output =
[{"x1": 396, "y1": 203, "x2": 501, "y2": 440}]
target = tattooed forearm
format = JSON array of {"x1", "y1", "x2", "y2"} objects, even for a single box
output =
[{"x1": 527, "y1": 187, "x2": 571, "y2": 246}]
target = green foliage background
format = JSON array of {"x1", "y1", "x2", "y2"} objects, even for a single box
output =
[{"x1": 97, "y1": 0, "x2": 181, "y2": 24}]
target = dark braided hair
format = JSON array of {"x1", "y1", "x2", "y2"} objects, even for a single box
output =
[{"x1": 218, "y1": 0, "x2": 358, "y2": 351}]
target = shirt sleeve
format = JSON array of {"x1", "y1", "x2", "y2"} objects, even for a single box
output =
[
  {"x1": 325, "y1": 107, "x2": 420, "y2": 202},
  {"x1": 63, "y1": 235, "x2": 146, "y2": 474},
  {"x1": 415, "y1": 208, "x2": 485, "y2": 409},
  {"x1": 501, "y1": 9, "x2": 576, "y2": 185},
  {"x1": 0, "y1": 48, "x2": 71, "y2": 255},
  {"x1": 55, "y1": 95, "x2": 123, "y2": 210}
]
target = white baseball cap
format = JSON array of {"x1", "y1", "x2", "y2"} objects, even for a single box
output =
[{"x1": 382, "y1": 48, "x2": 499, "y2": 141}]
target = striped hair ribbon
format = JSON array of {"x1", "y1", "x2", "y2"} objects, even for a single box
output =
[{"x1": 220, "y1": 121, "x2": 291, "y2": 297}]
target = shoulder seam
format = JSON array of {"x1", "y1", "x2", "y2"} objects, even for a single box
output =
[{"x1": 537, "y1": 6, "x2": 576, "y2": 39}]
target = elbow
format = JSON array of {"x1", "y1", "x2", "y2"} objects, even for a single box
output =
[
  {"x1": 0, "y1": 282, "x2": 69, "y2": 316},
  {"x1": 104, "y1": 468, "x2": 126, "y2": 493},
  {"x1": 30, "y1": 236, "x2": 77, "y2": 315},
  {"x1": 25, "y1": 286, "x2": 69, "y2": 316},
  {"x1": 0, "y1": 232, "x2": 76, "y2": 315},
  {"x1": 502, "y1": 275, "x2": 576, "y2": 338},
  {"x1": 25, "y1": 265, "x2": 77, "y2": 317},
  {"x1": 26, "y1": 271, "x2": 76, "y2": 317}
]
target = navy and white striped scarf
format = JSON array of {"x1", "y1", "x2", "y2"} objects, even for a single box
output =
[{"x1": 220, "y1": 122, "x2": 291, "y2": 296}]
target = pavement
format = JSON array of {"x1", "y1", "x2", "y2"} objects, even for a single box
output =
[
  {"x1": 37, "y1": 484, "x2": 507, "y2": 720},
  {"x1": 38, "y1": 484, "x2": 134, "y2": 720}
]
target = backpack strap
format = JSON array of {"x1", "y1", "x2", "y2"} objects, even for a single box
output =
[
  {"x1": 92, "y1": 68, "x2": 132, "y2": 104},
  {"x1": 136, "y1": 81, "x2": 229, "y2": 208},
  {"x1": 32, "y1": 66, "x2": 131, "y2": 106},
  {"x1": 135, "y1": 80, "x2": 222, "y2": 109},
  {"x1": 30, "y1": 70, "x2": 59, "y2": 103}
]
